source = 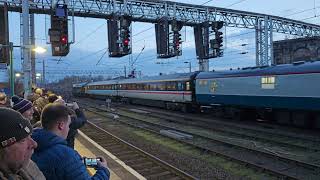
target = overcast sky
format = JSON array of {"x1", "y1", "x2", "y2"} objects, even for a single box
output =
[{"x1": 8, "y1": 0, "x2": 320, "y2": 81}]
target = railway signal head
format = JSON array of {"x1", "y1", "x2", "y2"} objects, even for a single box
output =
[
  {"x1": 215, "y1": 31, "x2": 223, "y2": 48},
  {"x1": 50, "y1": 4, "x2": 69, "y2": 56},
  {"x1": 173, "y1": 32, "x2": 182, "y2": 56},
  {"x1": 122, "y1": 28, "x2": 131, "y2": 54},
  {"x1": 212, "y1": 21, "x2": 224, "y2": 30}
]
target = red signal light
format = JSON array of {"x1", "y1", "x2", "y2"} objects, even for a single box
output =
[
  {"x1": 60, "y1": 35, "x2": 68, "y2": 45},
  {"x1": 123, "y1": 39, "x2": 129, "y2": 46}
]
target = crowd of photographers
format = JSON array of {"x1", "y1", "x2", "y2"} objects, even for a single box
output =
[{"x1": 0, "y1": 89, "x2": 110, "y2": 180}]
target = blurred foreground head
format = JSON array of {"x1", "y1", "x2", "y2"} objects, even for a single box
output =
[{"x1": 0, "y1": 107, "x2": 37, "y2": 173}]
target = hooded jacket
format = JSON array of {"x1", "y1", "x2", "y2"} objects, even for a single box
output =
[{"x1": 31, "y1": 128, "x2": 110, "y2": 180}]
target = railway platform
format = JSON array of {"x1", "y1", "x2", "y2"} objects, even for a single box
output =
[{"x1": 75, "y1": 130, "x2": 146, "y2": 180}]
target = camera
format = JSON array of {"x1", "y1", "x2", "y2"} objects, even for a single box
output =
[{"x1": 83, "y1": 157, "x2": 101, "y2": 168}]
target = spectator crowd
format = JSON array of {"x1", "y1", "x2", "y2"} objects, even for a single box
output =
[{"x1": 0, "y1": 89, "x2": 110, "y2": 180}]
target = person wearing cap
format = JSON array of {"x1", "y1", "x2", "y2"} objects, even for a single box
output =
[
  {"x1": 11, "y1": 96, "x2": 34, "y2": 122},
  {"x1": 32, "y1": 88, "x2": 49, "y2": 123},
  {"x1": 0, "y1": 108, "x2": 45, "y2": 180},
  {"x1": 0, "y1": 93, "x2": 8, "y2": 107},
  {"x1": 31, "y1": 103, "x2": 109, "y2": 180}
]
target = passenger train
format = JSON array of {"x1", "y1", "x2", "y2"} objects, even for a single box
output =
[{"x1": 73, "y1": 61, "x2": 320, "y2": 128}]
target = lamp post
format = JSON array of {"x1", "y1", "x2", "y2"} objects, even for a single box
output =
[
  {"x1": 9, "y1": 42, "x2": 14, "y2": 96},
  {"x1": 0, "y1": 43, "x2": 46, "y2": 96},
  {"x1": 36, "y1": 73, "x2": 41, "y2": 87},
  {"x1": 184, "y1": 61, "x2": 191, "y2": 73}
]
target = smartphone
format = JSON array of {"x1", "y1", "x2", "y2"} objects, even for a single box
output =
[{"x1": 83, "y1": 157, "x2": 101, "y2": 167}]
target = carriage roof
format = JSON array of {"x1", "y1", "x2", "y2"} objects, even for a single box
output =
[{"x1": 196, "y1": 60, "x2": 320, "y2": 79}]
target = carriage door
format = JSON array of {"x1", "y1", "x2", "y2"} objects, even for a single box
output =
[
  {"x1": 178, "y1": 82, "x2": 184, "y2": 101},
  {"x1": 114, "y1": 84, "x2": 118, "y2": 97}
]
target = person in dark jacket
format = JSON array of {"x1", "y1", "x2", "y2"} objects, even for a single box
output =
[
  {"x1": 48, "y1": 94, "x2": 59, "y2": 103},
  {"x1": 31, "y1": 104, "x2": 109, "y2": 180},
  {"x1": 54, "y1": 98, "x2": 87, "y2": 149},
  {"x1": 67, "y1": 101, "x2": 87, "y2": 148}
]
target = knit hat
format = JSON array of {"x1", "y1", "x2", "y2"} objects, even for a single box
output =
[
  {"x1": 35, "y1": 88, "x2": 43, "y2": 95},
  {"x1": 0, "y1": 92, "x2": 6, "y2": 101},
  {"x1": 0, "y1": 108, "x2": 32, "y2": 148},
  {"x1": 11, "y1": 96, "x2": 33, "y2": 114}
]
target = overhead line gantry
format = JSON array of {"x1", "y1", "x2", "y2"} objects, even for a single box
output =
[{"x1": 2, "y1": 0, "x2": 320, "y2": 67}]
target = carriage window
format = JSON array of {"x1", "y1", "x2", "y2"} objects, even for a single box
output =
[
  {"x1": 150, "y1": 83, "x2": 157, "y2": 90},
  {"x1": 261, "y1": 76, "x2": 275, "y2": 89},
  {"x1": 177, "y1": 82, "x2": 185, "y2": 91},
  {"x1": 144, "y1": 83, "x2": 149, "y2": 90},
  {"x1": 167, "y1": 81, "x2": 177, "y2": 91},
  {"x1": 186, "y1": 82, "x2": 190, "y2": 91},
  {"x1": 158, "y1": 83, "x2": 166, "y2": 91},
  {"x1": 199, "y1": 80, "x2": 208, "y2": 86}
]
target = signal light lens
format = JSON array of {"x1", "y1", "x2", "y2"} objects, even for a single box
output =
[
  {"x1": 123, "y1": 39, "x2": 129, "y2": 46},
  {"x1": 60, "y1": 35, "x2": 68, "y2": 45}
]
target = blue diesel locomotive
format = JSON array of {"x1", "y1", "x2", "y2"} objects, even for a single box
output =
[{"x1": 73, "y1": 61, "x2": 320, "y2": 128}]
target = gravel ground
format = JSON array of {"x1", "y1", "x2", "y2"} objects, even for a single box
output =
[{"x1": 85, "y1": 112, "x2": 256, "y2": 180}]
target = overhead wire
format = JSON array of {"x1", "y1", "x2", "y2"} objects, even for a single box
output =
[
  {"x1": 133, "y1": 26, "x2": 154, "y2": 37},
  {"x1": 57, "y1": 21, "x2": 107, "y2": 64},
  {"x1": 73, "y1": 22, "x2": 106, "y2": 46},
  {"x1": 96, "y1": 50, "x2": 108, "y2": 65},
  {"x1": 200, "y1": 0, "x2": 215, "y2": 5},
  {"x1": 283, "y1": 6, "x2": 320, "y2": 17},
  {"x1": 225, "y1": 0, "x2": 248, "y2": 8},
  {"x1": 121, "y1": 0, "x2": 251, "y2": 71}
]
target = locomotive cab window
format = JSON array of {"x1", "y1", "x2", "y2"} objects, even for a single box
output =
[
  {"x1": 199, "y1": 80, "x2": 208, "y2": 86},
  {"x1": 261, "y1": 76, "x2": 276, "y2": 89}
]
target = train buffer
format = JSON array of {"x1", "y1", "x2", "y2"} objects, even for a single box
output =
[{"x1": 75, "y1": 130, "x2": 146, "y2": 180}]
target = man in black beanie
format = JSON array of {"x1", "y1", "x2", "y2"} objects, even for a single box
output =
[
  {"x1": 11, "y1": 96, "x2": 34, "y2": 122},
  {"x1": 0, "y1": 108, "x2": 45, "y2": 180}
]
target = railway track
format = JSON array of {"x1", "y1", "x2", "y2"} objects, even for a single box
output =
[
  {"x1": 77, "y1": 98, "x2": 320, "y2": 158},
  {"x1": 81, "y1": 121, "x2": 196, "y2": 180},
  {"x1": 77, "y1": 98, "x2": 320, "y2": 147},
  {"x1": 120, "y1": 106, "x2": 320, "y2": 151},
  {"x1": 79, "y1": 100, "x2": 320, "y2": 179}
]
